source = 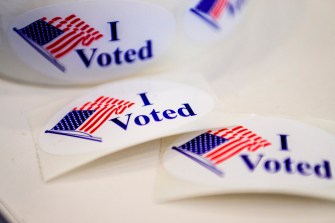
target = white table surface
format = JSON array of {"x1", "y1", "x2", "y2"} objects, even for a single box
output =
[{"x1": 1, "y1": 0, "x2": 335, "y2": 222}]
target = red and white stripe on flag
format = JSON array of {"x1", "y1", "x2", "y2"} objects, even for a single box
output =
[
  {"x1": 204, "y1": 126, "x2": 271, "y2": 165},
  {"x1": 41, "y1": 14, "x2": 103, "y2": 59},
  {"x1": 210, "y1": 0, "x2": 229, "y2": 20},
  {"x1": 73, "y1": 96, "x2": 135, "y2": 134}
]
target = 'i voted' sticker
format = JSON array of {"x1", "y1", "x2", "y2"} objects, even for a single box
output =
[
  {"x1": 158, "y1": 116, "x2": 335, "y2": 201},
  {"x1": 8, "y1": 0, "x2": 175, "y2": 84},
  {"x1": 40, "y1": 78, "x2": 216, "y2": 155},
  {"x1": 33, "y1": 73, "x2": 234, "y2": 180}
]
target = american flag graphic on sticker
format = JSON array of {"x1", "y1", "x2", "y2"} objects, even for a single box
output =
[
  {"x1": 190, "y1": 0, "x2": 246, "y2": 29},
  {"x1": 13, "y1": 14, "x2": 103, "y2": 72},
  {"x1": 172, "y1": 126, "x2": 271, "y2": 176},
  {"x1": 45, "y1": 96, "x2": 135, "y2": 142}
]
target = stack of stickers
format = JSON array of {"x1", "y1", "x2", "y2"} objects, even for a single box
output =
[
  {"x1": 18, "y1": 0, "x2": 334, "y2": 203},
  {"x1": 30, "y1": 73, "x2": 335, "y2": 202}
]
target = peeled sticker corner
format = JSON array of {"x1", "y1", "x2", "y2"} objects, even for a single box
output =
[
  {"x1": 155, "y1": 115, "x2": 335, "y2": 202},
  {"x1": 30, "y1": 72, "x2": 235, "y2": 181}
]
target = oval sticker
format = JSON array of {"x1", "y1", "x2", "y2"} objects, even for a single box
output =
[
  {"x1": 163, "y1": 116, "x2": 335, "y2": 191},
  {"x1": 39, "y1": 77, "x2": 215, "y2": 155},
  {"x1": 8, "y1": 0, "x2": 176, "y2": 83}
]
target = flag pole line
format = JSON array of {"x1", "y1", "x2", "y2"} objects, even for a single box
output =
[
  {"x1": 189, "y1": 8, "x2": 220, "y2": 30},
  {"x1": 172, "y1": 147, "x2": 224, "y2": 177},
  {"x1": 45, "y1": 130, "x2": 102, "y2": 142},
  {"x1": 13, "y1": 27, "x2": 66, "y2": 72}
]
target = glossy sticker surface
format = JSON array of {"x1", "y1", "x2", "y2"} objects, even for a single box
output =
[
  {"x1": 39, "y1": 77, "x2": 215, "y2": 155},
  {"x1": 162, "y1": 116, "x2": 335, "y2": 191},
  {"x1": 8, "y1": 0, "x2": 175, "y2": 83}
]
